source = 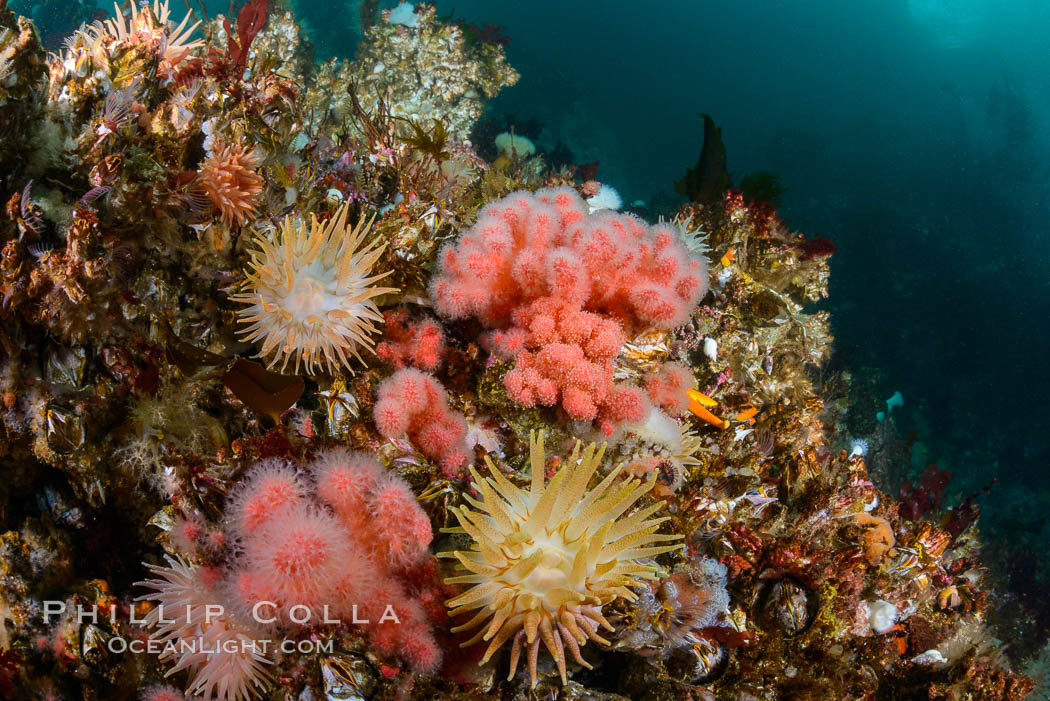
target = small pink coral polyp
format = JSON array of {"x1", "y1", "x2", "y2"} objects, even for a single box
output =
[
  {"x1": 373, "y1": 368, "x2": 470, "y2": 476},
  {"x1": 375, "y1": 309, "x2": 446, "y2": 371},
  {"x1": 236, "y1": 503, "x2": 350, "y2": 617},
  {"x1": 225, "y1": 459, "x2": 306, "y2": 535},
  {"x1": 312, "y1": 449, "x2": 384, "y2": 528},
  {"x1": 645, "y1": 361, "x2": 694, "y2": 417},
  {"x1": 244, "y1": 506, "x2": 351, "y2": 615},
  {"x1": 367, "y1": 479, "x2": 433, "y2": 568},
  {"x1": 140, "y1": 684, "x2": 187, "y2": 701},
  {"x1": 312, "y1": 447, "x2": 433, "y2": 570}
]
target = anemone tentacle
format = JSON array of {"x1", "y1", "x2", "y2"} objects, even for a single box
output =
[
  {"x1": 440, "y1": 431, "x2": 683, "y2": 687},
  {"x1": 233, "y1": 204, "x2": 398, "y2": 374}
]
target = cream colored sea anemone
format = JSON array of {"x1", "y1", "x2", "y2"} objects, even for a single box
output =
[
  {"x1": 441, "y1": 431, "x2": 683, "y2": 687},
  {"x1": 136, "y1": 556, "x2": 272, "y2": 701},
  {"x1": 232, "y1": 205, "x2": 398, "y2": 374},
  {"x1": 101, "y1": 0, "x2": 202, "y2": 65},
  {"x1": 199, "y1": 140, "x2": 264, "y2": 228}
]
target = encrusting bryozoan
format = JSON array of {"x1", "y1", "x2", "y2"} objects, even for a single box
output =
[
  {"x1": 232, "y1": 204, "x2": 398, "y2": 374},
  {"x1": 440, "y1": 431, "x2": 684, "y2": 687}
]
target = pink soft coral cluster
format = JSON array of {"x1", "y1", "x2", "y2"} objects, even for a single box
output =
[
  {"x1": 373, "y1": 368, "x2": 470, "y2": 476},
  {"x1": 224, "y1": 452, "x2": 441, "y2": 673},
  {"x1": 645, "y1": 361, "x2": 694, "y2": 417},
  {"x1": 499, "y1": 297, "x2": 649, "y2": 433},
  {"x1": 375, "y1": 309, "x2": 446, "y2": 371},
  {"x1": 140, "y1": 684, "x2": 189, "y2": 701},
  {"x1": 430, "y1": 187, "x2": 708, "y2": 433}
]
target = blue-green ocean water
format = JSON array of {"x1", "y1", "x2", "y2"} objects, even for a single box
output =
[
  {"x1": 14, "y1": 0, "x2": 1050, "y2": 643},
  {"x1": 418, "y1": 0, "x2": 1050, "y2": 602}
]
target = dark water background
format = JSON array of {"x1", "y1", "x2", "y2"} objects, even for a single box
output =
[{"x1": 13, "y1": 0, "x2": 1050, "y2": 647}]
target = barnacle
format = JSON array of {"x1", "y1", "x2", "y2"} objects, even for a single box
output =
[
  {"x1": 441, "y1": 431, "x2": 683, "y2": 687},
  {"x1": 232, "y1": 204, "x2": 398, "y2": 374}
]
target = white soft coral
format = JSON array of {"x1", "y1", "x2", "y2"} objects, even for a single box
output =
[{"x1": 585, "y1": 183, "x2": 622, "y2": 213}]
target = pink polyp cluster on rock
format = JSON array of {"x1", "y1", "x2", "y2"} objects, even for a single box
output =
[
  {"x1": 375, "y1": 309, "x2": 446, "y2": 371},
  {"x1": 499, "y1": 297, "x2": 649, "y2": 433},
  {"x1": 373, "y1": 368, "x2": 469, "y2": 476},
  {"x1": 312, "y1": 448, "x2": 433, "y2": 571},
  {"x1": 169, "y1": 512, "x2": 206, "y2": 554},
  {"x1": 239, "y1": 504, "x2": 354, "y2": 620},
  {"x1": 432, "y1": 187, "x2": 707, "y2": 331},
  {"x1": 431, "y1": 188, "x2": 708, "y2": 434},
  {"x1": 311, "y1": 450, "x2": 383, "y2": 531},
  {"x1": 225, "y1": 458, "x2": 308, "y2": 536},
  {"x1": 140, "y1": 684, "x2": 188, "y2": 701},
  {"x1": 225, "y1": 452, "x2": 440, "y2": 673},
  {"x1": 645, "y1": 361, "x2": 694, "y2": 417}
]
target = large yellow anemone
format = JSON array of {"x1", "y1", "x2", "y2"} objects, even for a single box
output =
[
  {"x1": 232, "y1": 205, "x2": 397, "y2": 374},
  {"x1": 441, "y1": 431, "x2": 683, "y2": 687}
]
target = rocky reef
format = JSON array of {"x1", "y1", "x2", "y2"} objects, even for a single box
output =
[{"x1": 0, "y1": 2, "x2": 1034, "y2": 700}]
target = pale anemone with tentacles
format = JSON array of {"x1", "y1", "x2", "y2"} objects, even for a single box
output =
[
  {"x1": 136, "y1": 556, "x2": 272, "y2": 700},
  {"x1": 98, "y1": 0, "x2": 202, "y2": 65},
  {"x1": 233, "y1": 205, "x2": 397, "y2": 374},
  {"x1": 62, "y1": 0, "x2": 201, "y2": 78},
  {"x1": 441, "y1": 432, "x2": 683, "y2": 687}
]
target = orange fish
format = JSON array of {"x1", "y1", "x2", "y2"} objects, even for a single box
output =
[
  {"x1": 687, "y1": 389, "x2": 718, "y2": 407},
  {"x1": 735, "y1": 406, "x2": 758, "y2": 423},
  {"x1": 688, "y1": 398, "x2": 728, "y2": 429}
]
